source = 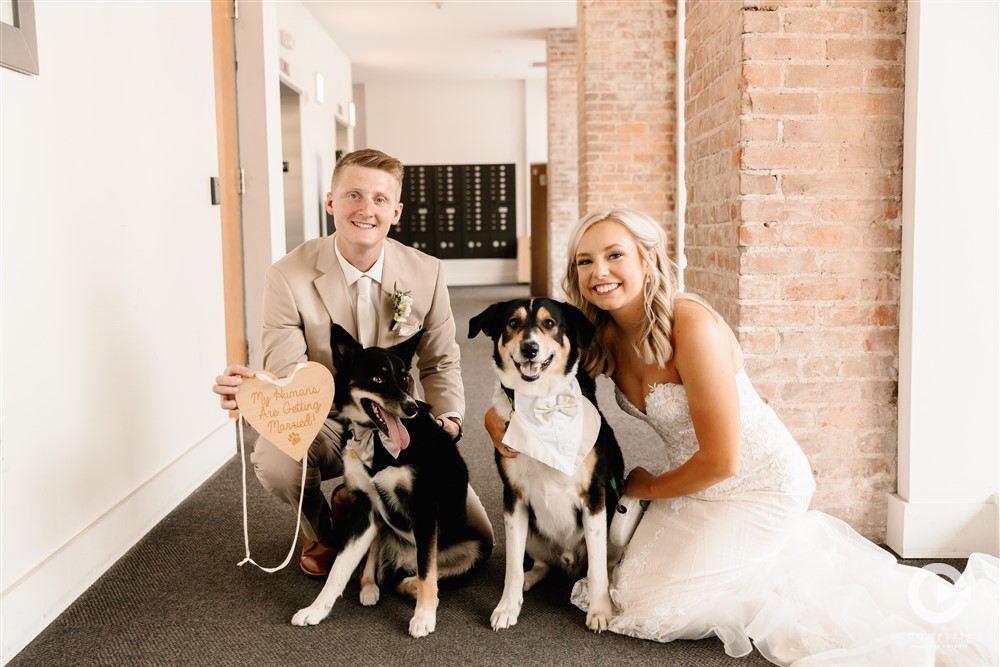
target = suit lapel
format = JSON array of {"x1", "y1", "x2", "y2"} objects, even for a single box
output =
[
  {"x1": 314, "y1": 234, "x2": 358, "y2": 341},
  {"x1": 378, "y1": 242, "x2": 400, "y2": 347}
]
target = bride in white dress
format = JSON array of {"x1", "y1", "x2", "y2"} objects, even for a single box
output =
[{"x1": 488, "y1": 208, "x2": 998, "y2": 666}]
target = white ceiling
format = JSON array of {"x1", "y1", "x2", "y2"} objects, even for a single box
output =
[{"x1": 304, "y1": 0, "x2": 577, "y2": 83}]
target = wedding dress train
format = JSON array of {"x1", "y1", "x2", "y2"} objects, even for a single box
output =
[{"x1": 571, "y1": 369, "x2": 998, "y2": 666}]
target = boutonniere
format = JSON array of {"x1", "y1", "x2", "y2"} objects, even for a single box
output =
[{"x1": 385, "y1": 282, "x2": 418, "y2": 336}]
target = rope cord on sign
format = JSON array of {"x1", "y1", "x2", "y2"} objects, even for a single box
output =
[{"x1": 235, "y1": 372, "x2": 309, "y2": 573}]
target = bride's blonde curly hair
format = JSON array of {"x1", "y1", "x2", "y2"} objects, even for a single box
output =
[{"x1": 562, "y1": 209, "x2": 680, "y2": 377}]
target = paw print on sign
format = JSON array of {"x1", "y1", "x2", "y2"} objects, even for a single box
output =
[{"x1": 288, "y1": 432, "x2": 302, "y2": 446}]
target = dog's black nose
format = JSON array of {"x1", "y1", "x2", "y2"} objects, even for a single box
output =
[
  {"x1": 402, "y1": 400, "x2": 419, "y2": 418},
  {"x1": 520, "y1": 340, "x2": 539, "y2": 359}
]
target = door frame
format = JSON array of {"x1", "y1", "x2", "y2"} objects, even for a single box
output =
[{"x1": 211, "y1": 0, "x2": 247, "y2": 381}]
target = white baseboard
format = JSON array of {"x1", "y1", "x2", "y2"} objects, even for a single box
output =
[
  {"x1": 441, "y1": 258, "x2": 520, "y2": 286},
  {"x1": 886, "y1": 493, "x2": 999, "y2": 559},
  {"x1": 1, "y1": 422, "x2": 236, "y2": 665}
]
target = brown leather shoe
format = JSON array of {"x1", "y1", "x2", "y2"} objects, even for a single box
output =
[
  {"x1": 331, "y1": 484, "x2": 350, "y2": 525},
  {"x1": 300, "y1": 536, "x2": 336, "y2": 577}
]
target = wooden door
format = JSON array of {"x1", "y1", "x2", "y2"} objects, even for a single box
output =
[{"x1": 530, "y1": 164, "x2": 549, "y2": 296}]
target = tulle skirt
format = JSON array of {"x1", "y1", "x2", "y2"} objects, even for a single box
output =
[{"x1": 571, "y1": 491, "x2": 999, "y2": 666}]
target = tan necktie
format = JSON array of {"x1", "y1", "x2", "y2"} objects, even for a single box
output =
[{"x1": 356, "y1": 275, "x2": 378, "y2": 348}]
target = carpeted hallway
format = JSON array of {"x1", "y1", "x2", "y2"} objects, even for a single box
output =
[{"x1": 8, "y1": 285, "x2": 961, "y2": 667}]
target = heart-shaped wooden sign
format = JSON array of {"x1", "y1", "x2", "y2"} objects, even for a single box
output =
[{"x1": 235, "y1": 362, "x2": 335, "y2": 462}]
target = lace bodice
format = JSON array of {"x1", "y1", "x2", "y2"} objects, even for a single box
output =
[{"x1": 615, "y1": 369, "x2": 815, "y2": 498}]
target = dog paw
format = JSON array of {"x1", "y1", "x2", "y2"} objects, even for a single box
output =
[
  {"x1": 290, "y1": 605, "x2": 330, "y2": 627},
  {"x1": 490, "y1": 598, "x2": 522, "y2": 631},
  {"x1": 396, "y1": 576, "x2": 418, "y2": 598},
  {"x1": 408, "y1": 609, "x2": 437, "y2": 638},
  {"x1": 522, "y1": 563, "x2": 549, "y2": 592},
  {"x1": 359, "y1": 584, "x2": 380, "y2": 606},
  {"x1": 586, "y1": 605, "x2": 612, "y2": 633}
]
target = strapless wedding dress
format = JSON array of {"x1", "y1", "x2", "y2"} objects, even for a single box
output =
[{"x1": 571, "y1": 369, "x2": 998, "y2": 665}]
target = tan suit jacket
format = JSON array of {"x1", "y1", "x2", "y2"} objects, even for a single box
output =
[{"x1": 260, "y1": 234, "x2": 464, "y2": 419}]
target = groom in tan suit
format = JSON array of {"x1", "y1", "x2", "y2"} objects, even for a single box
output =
[{"x1": 213, "y1": 149, "x2": 471, "y2": 576}]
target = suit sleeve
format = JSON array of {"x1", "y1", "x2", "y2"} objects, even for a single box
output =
[
  {"x1": 261, "y1": 264, "x2": 308, "y2": 377},
  {"x1": 415, "y1": 261, "x2": 465, "y2": 419}
]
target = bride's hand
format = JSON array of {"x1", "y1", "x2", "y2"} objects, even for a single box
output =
[
  {"x1": 624, "y1": 467, "x2": 655, "y2": 500},
  {"x1": 485, "y1": 407, "x2": 518, "y2": 458}
]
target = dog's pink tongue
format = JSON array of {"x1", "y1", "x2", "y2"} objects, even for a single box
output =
[
  {"x1": 383, "y1": 410, "x2": 411, "y2": 451},
  {"x1": 520, "y1": 361, "x2": 542, "y2": 378}
]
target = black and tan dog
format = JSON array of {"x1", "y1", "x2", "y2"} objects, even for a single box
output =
[
  {"x1": 291, "y1": 324, "x2": 493, "y2": 638},
  {"x1": 469, "y1": 298, "x2": 624, "y2": 632}
]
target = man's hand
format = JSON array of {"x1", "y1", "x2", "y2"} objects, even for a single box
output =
[
  {"x1": 212, "y1": 364, "x2": 256, "y2": 411},
  {"x1": 485, "y1": 407, "x2": 518, "y2": 458},
  {"x1": 438, "y1": 416, "x2": 463, "y2": 440}
]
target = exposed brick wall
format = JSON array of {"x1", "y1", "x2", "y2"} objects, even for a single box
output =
[
  {"x1": 577, "y1": 0, "x2": 678, "y2": 256},
  {"x1": 547, "y1": 28, "x2": 579, "y2": 297},
  {"x1": 686, "y1": 0, "x2": 906, "y2": 539},
  {"x1": 684, "y1": 0, "x2": 745, "y2": 326}
]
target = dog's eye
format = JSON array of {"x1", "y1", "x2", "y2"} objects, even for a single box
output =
[
  {"x1": 372, "y1": 376, "x2": 383, "y2": 384},
  {"x1": 507, "y1": 318, "x2": 521, "y2": 330},
  {"x1": 542, "y1": 318, "x2": 556, "y2": 330}
]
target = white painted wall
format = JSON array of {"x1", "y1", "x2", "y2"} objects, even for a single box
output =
[
  {"x1": 237, "y1": 0, "x2": 354, "y2": 368},
  {"x1": 353, "y1": 83, "x2": 368, "y2": 148},
  {"x1": 276, "y1": 0, "x2": 353, "y2": 242},
  {"x1": 0, "y1": 2, "x2": 234, "y2": 661},
  {"x1": 362, "y1": 79, "x2": 529, "y2": 285},
  {"x1": 525, "y1": 77, "x2": 548, "y2": 165},
  {"x1": 890, "y1": 0, "x2": 999, "y2": 558}
]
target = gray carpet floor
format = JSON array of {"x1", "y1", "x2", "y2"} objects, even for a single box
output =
[{"x1": 10, "y1": 285, "x2": 965, "y2": 667}]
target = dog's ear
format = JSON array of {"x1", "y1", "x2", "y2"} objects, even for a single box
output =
[
  {"x1": 330, "y1": 323, "x2": 360, "y2": 365},
  {"x1": 468, "y1": 302, "x2": 505, "y2": 339},
  {"x1": 386, "y1": 328, "x2": 425, "y2": 369},
  {"x1": 560, "y1": 302, "x2": 597, "y2": 350}
]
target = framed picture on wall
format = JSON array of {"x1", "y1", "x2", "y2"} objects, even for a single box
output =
[{"x1": 1, "y1": 0, "x2": 39, "y2": 75}]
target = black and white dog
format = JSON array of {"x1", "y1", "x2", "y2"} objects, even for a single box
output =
[
  {"x1": 291, "y1": 324, "x2": 493, "y2": 638},
  {"x1": 469, "y1": 298, "x2": 624, "y2": 632}
]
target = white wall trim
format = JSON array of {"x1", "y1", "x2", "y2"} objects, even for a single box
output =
[
  {"x1": 887, "y1": 494, "x2": 998, "y2": 559},
  {"x1": 892, "y1": 0, "x2": 999, "y2": 558},
  {"x1": 442, "y1": 259, "x2": 519, "y2": 287},
  {"x1": 1, "y1": 424, "x2": 235, "y2": 665}
]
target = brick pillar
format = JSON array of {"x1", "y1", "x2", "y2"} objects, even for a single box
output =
[
  {"x1": 547, "y1": 28, "x2": 579, "y2": 297},
  {"x1": 686, "y1": 0, "x2": 906, "y2": 540},
  {"x1": 577, "y1": 0, "x2": 677, "y2": 256},
  {"x1": 684, "y1": 0, "x2": 744, "y2": 325}
]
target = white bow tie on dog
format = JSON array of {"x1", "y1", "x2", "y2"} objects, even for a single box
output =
[
  {"x1": 533, "y1": 392, "x2": 579, "y2": 422},
  {"x1": 502, "y1": 378, "x2": 601, "y2": 476},
  {"x1": 347, "y1": 426, "x2": 403, "y2": 467}
]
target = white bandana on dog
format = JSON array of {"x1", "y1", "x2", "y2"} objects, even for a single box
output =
[{"x1": 501, "y1": 377, "x2": 601, "y2": 475}]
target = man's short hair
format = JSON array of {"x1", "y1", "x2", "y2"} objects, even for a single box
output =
[{"x1": 331, "y1": 148, "x2": 404, "y2": 199}]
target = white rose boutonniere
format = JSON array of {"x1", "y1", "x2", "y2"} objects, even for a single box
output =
[{"x1": 386, "y1": 282, "x2": 419, "y2": 336}]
